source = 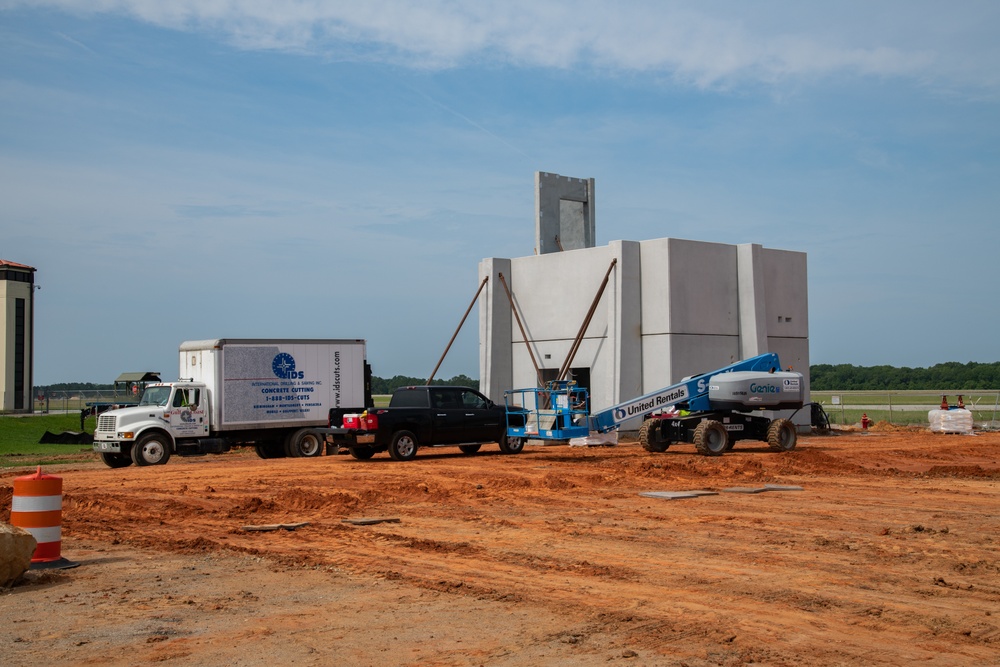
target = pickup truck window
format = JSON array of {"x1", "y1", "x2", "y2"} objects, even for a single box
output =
[
  {"x1": 459, "y1": 390, "x2": 489, "y2": 409},
  {"x1": 389, "y1": 389, "x2": 429, "y2": 408}
]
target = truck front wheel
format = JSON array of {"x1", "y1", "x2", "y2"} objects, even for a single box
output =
[
  {"x1": 388, "y1": 430, "x2": 419, "y2": 461},
  {"x1": 693, "y1": 420, "x2": 728, "y2": 457},
  {"x1": 100, "y1": 452, "x2": 133, "y2": 468},
  {"x1": 132, "y1": 432, "x2": 171, "y2": 466}
]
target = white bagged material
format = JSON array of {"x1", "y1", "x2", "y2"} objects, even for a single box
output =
[
  {"x1": 928, "y1": 408, "x2": 973, "y2": 434},
  {"x1": 569, "y1": 431, "x2": 619, "y2": 447}
]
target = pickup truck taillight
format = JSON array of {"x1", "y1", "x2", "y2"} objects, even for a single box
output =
[{"x1": 362, "y1": 413, "x2": 378, "y2": 430}]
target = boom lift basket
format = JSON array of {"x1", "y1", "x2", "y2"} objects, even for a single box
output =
[{"x1": 505, "y1": 381, "x2": 590, "y2": 441}]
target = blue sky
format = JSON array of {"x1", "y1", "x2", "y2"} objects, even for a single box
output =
[{"x1": 2, "y1": 1, "x2": 998, "y2": 385}]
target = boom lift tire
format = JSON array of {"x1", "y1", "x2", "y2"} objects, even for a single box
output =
[
  {"x1": 498, "y1": 433, "x2": 525, "y2": 455},
  {"x1": 388, "y1": 430, "x2": 419, "y2": 461},
  {"x1": 349, "y1": 446, "x2": 376, "y2": 460},
  {"x1": 132, "y1": 432, "x2": 171, "y2": 466},
  {"x1": 459, "y1": 444, "x2": 482, "y2": 455},
  {"x1": 639, "y1": 419, "x2": 671, "y2": 453},
  {"x1": 693, "y1": 420, "x2": 728, "y2": 456},
  {"x1": 101, "y1": 452, "x2": 132, "y2": 468},
  {"x1": 766, "y1": 418, "x2": 797, "y2": 452},
  {"x1": 285, "y1": 428, "x2": 324, "y2": 457}
]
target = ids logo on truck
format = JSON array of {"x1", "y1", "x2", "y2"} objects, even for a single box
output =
[{"x1": 272, "y1": 352, "x2": 304, "y2": 379}]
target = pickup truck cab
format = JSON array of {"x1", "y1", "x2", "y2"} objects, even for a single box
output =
[{"x1": 326, "y1": 386, "x2": 525, "y2": 461}]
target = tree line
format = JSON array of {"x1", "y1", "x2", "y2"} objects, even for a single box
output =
[
  {"x1": 33, "y1": 362, "x2": 1000, "y2": 396},
  {"x1": 810, "y1": 361, "x2": 1000, "y2": 391}
]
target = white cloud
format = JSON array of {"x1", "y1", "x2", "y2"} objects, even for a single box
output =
[{"x1": 4, "y1": 0, "x2": 998, "y2": 91}]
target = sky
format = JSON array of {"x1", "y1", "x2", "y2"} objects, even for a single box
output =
[{"x1": 2, "y1": 1, "x2": 998, "y2": 385}]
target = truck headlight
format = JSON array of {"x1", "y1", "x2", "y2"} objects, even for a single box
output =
[{"x1": 119, "y1": 432, "x2": 134, "y2": 439}]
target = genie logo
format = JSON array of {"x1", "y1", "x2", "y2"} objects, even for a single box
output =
[
  {"x1": 272, "y1": 352, "x2": 304, "y2": 379},
  {"x1": 749, "y1": 383, "x2": 779, "y2": 394}
]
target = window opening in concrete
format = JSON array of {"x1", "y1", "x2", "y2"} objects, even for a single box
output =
[{"x1": 14, "y1": 298, "x2": 25, "y2": 410}]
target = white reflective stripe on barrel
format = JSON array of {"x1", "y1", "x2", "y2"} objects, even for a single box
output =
[
  {"x1": 23, "y1": 525, "x2": 62, "y2": 544},
  {"x1": 11, "y1": 495, "x2": 62, "y2": 512}
]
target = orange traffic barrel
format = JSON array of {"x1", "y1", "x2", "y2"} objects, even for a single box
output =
[{"x1": 10, "y1": 466, "x2": 78, "y2": 570}]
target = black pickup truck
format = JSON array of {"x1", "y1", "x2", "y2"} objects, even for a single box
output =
[{"x1": 326, "y1": 386, "x2": 525, "y2": 461}]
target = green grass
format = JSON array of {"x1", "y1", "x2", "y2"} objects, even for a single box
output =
[{"x1": 0, "y1": 413, "x2": 97, "y2": 468}]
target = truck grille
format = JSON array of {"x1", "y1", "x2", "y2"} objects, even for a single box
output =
[{"x1": 97, "y1": 414, "x2": 117, "y2": 433}]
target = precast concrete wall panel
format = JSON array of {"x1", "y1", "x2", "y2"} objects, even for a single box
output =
[
  {"x1": 666, "y1": 239, "x2": 740, "y2": 336},
  {"x1": 762, "y1": 248, "x2": 809, "y2": 339},
  {"x1": 508, "y1": 247, "x2": 613, "y2": 344}
]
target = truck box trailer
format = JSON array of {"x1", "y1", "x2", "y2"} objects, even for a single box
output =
[{"x1": 93, "y1": 338, "x2": 371, "y2": 467}]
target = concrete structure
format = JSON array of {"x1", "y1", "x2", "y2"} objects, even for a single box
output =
[
  {"x1": 535, "y1": 172, "x2": 595, "y2": 255},
  {"x1": 479, "y1": 176, "x2": 809, "y2": 430},
  {"x1": 1, "y1": 260, "x2": 36, "y2": 413}
]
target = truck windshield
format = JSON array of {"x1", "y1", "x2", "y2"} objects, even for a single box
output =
[{"x1": 139, "y1": 386, "x2": 172, "y2": 407}]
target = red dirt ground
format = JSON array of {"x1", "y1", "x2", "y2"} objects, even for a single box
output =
[{"x1": 2, "y1": 429, "x2": 999, "y2": 666}]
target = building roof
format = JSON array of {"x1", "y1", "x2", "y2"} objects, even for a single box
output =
[{"x1": 0, "y1": 260, "x2": 36, "y2": 271}]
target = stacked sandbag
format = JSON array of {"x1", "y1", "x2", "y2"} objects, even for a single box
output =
[
  {"x1": 0, "y1": 522, "x2": 37, "y2": 587},
  {"x1": 928, "y1": 408, "x2": 974, "y2": 434}
]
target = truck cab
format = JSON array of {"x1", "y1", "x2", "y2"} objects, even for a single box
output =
[{"x1": 92, "y1": 382, "x2": 213, "y2": 467}]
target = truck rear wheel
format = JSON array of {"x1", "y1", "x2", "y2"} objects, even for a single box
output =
[
  {"x1": 639, "y1": 419, "x2": 671, "y2": 452},
  {"x1": 459, "y1": 444, "x2": 482, "y2": 455},
  {"x1": 498, "y1": 433, "x2": 525, "y2": 455},
  {"x1": 285, "y1": 429, "x2": 324, "y2": 457},
  {"x1": 349, "y1": 446, "x2": 375, "y2": 460},
  {"x1": 132, "y1": 432, "x2": 171, "y2": 466},
  {"x1": 255, "y1": 441, "x2": 286, "y2": 459},
  {"x1": 100, "y1": 452, "x2": 133, "y2": 468},
  {"x1": 388, "y1": 430, "x2": 419, "y2": 461},
  {"x1": 693, "y1": 420, "x2": 728, "y2": 456},
  {"x1": 766, "y1": 418, "x2": 797, "y2": 452}
]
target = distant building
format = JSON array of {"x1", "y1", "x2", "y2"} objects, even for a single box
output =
[
  {"x1": 478, "y1": 173, "x2": 810, "y2": 430},
  {"x1": 1, "y1": 260, "x2": 36, "y2": 413}
]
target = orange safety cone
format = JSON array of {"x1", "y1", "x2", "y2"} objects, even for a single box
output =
[{"x1": 9, "y1": 466, "x2": 78, "y2": 570}]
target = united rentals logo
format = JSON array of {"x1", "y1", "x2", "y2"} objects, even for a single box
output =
[{"x1": 614, "y1": 386, "x2": 689, "y2": 423}]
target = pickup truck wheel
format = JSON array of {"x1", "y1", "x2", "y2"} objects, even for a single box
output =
[
  {"x1": 100, "y1": 452, "x2": 133, "y2": 468},
  {"x1": 349, "y1": 446, "x2": 375, "y2": 460},
  {"x1": 766, "y1": 418, "x2": 797, "y2": 452},
  {"x1": 459, "y1": 444, "x2": 481, "y2": 455},
  {"x1": 639, "y1": 419, "x2": 671, "y2": 453},
  {"x1": 693, "y1": 420, "x2": 728, "y2": 457},
  {"x1": 286, "y1": 429, "x2": 324, "y2": 457},
  {"x1": 499, "y1": 433, "x2": 525, "y2": 455},
  {"x1": 132, "y1": 432, "x2": 171, "y2": 466},
  {"x1": 388, "y1": 430, "x2": 419, "y2": 461}
]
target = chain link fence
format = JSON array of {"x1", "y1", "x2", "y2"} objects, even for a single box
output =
[{"x1": 810, "y1": 390, "x2": 1000, "y2": 430}]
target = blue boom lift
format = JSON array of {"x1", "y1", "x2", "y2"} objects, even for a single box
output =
[{"x1": 504, "y1": 352, "x2": 804, "y2": 456}]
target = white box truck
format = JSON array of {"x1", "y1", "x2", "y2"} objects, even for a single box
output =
[{"x1": 92, "y1": 339, "x2": 371, "y2": 468}]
